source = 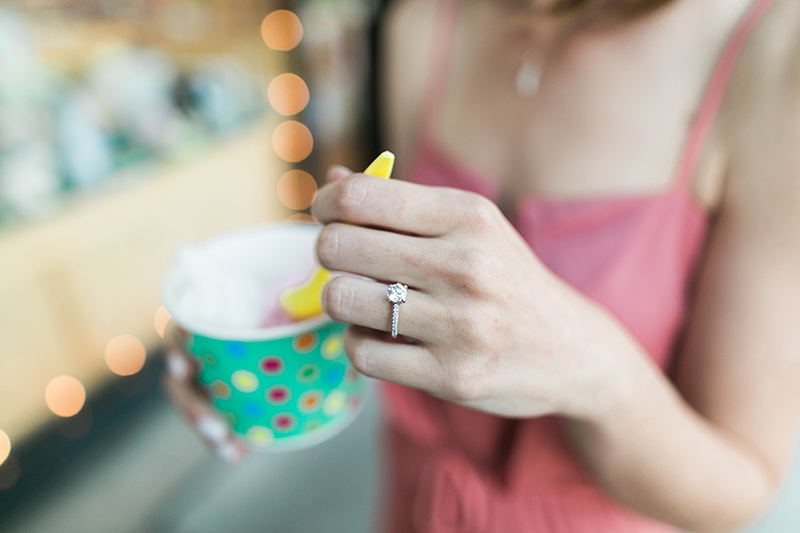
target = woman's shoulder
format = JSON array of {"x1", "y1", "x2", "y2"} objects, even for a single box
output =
[
  {"x1": 726, "y1": 0, "x2": 800, "y2": 117},
  {"x1": 720, "y1": 0, "x2": 800, "y2": 217}
]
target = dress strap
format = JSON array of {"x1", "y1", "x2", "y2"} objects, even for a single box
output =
[
  {"x1": 417, "y1": 0, "x2": 462, "y2": 144},
  {"x1": 672, "y1": 0, "x2": 775, "y2": 194}
]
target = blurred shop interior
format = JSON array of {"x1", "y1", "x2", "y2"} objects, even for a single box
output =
[
  {"x1": 0, "y1": 0, "x2": 381, "y2": 531},
  {"x1": 0, "y1": 1, "x2": 799, "y2": 532}
]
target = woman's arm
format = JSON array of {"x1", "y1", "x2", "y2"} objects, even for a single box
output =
[{"x1": 563, "y1": 19, "x2": 800, "y2": 531}]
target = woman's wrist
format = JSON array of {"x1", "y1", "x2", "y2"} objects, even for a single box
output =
[{"x1": 555, "y1": 296, "x2": 651, "y2": 426}]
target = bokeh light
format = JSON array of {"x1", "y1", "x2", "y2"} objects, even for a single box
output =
[
  {"x1": 261, "y1": 10, "x2": 303, "y2": 51},
  {"x1": 105, "y1": 334, "x2": 147, "y2": 376},
  {"x1": 268, "y1": 73, "x2": 309, "y2": 116},
  {"x1": 272, "y1": 120, "x2": 313, "y2": 162},
  {"x1": 154, "y1": 306, "x2": 172, "y2": 339},
  {"x1": 0, "y1": 430, "x2": 10, "y2": 467},
  {"x1": 45, "y1": 376, "x2": 86, "y2": 417},
  {"x1": 286, "y1": 213, "x2": 318, "y2": 224},
  {"x1": 277, "y1": 170, "x2": 318, "y2": 210}
]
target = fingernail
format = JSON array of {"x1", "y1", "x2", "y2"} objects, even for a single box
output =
[
  {"x1": 319, "y1": 282, "x2": 329, "y2": 315},
  {"x1": 196, "y1": 416, "x2": 229, "y2": 444},
  {"x1": 215, "y1": 442, "x2": 244, "y2": 464},
  {"x1": 167, "y1": 352, "x2": 190, "y2": 380},
  {"x1": 326, "y1": 165, "x2": 351, "y2": 183}
]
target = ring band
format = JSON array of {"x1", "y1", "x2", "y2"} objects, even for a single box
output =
[{"x1": 386, "y1": 283, "x2": 408, "y2": 338}]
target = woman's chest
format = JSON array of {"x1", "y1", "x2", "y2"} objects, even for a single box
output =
[{"x1": 434, "y1": 2, "x2": 736, "y2": 212}]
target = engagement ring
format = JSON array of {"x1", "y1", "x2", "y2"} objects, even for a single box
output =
[{"x1": 386, "y1": 283, "x2": 408, "y2": 338}]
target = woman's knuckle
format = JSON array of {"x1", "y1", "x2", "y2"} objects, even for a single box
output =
[
  {"x1": 464, "y1": 315, "x2": 493, "y2": 348},
  {"x1": 446, "y1": 247, "x2": 493, "y2": 292},
  {"x1": 335, "y1": 175, "x2": 370, "y2": 218},
  {"x1": 460, "y1": 193, "x2": 499, "y2": 232}
]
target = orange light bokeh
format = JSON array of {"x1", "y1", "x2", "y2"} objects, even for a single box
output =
[
  {"x1": 154, "y1": 306, "x2": 172, "y2": 339},
  {"x1": 277, "y1": 170, "x2": 318, "y2": 210},
  {"x1": 105, "y1": 334, "x2": 147, "y2": 376},
  {"x1": 261, "y1": 10, "x2": 303, "y2": 51},
  {"x1": 286, "y1": 213, "x2": 318, "y2": 224},
  {"x1": 45, "y1": 376, "x2": 86, "y2": 417},
  {"x1": 0, "y1": 430, "x2": 10, "y2": 467},
  {"x1": 268, "y1": 73, "x2": 309, "y2": 116},
  {"x1": 272, "y1": 120, "x2": 313, "y2": 163}
]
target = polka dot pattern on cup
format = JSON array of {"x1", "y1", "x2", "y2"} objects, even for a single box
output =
[
  {"x1": 259, "y1": 356, "x2": 284, "y2": 376},
  {"x1": 298, "y1": 390, "x2": 322, "y2": 413},
  {"x1": 266, "y1": 385, "x2": 291, "y2": 405},
  {"x1": 210, "y1": 380, "x2": 231, "y2": 399},
  {"x1": 247, "y1": 425, "x2": 275, "y2": 448},
  {"x1": 272, "y1": 413, "x2": 297, "y2": 432},
  {"x1": 187, "y1": 320, "x2": 365, "y2": 447},
  {"x1": 297, "y1": 363, "x2": 320, "y2": 383},
  {"x1": 244, "y1": 402, "x2": 263, "y2": 417},
  {"x1": 323, "y1": 364, "x2": 345, "y2": 387},
  {"x1": 231, "y1": 370, "x2": 259, "y2": 392},
  {"x1": 226, "y1": 342, "x2": 247, "y2": 359},
  {"x1": 304, "y1": 419, "x2": 322, "y2": 433},
  {"x1": 321, "y1": 334, "x2": 343, "y2": 360},
  {"x1": 346, "y1": 367, "x2": 360, "y2": 383},
  {"x1": 293, "y1": 332, "x2": 318, "y2": 353},
  {"x1": 221, "y1": 411, "x2": 237, "y2": 427},
  {"x1": 324, "y1": 391, "x2": 347, "y2": 416},
  {"x1": 350, "y1": 395, "x2": 362, "y2": 411}
]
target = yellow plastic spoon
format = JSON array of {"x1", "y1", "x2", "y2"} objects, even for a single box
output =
[
  {"x1": 279, "y1": 151, "x2": 395, "y2": 320},
  {"x1": 363, "y1": 150, "x2": 395, "y2": 179},
  {"x1": 278, "y1": 266, "x2": 331, "y2": 321}
]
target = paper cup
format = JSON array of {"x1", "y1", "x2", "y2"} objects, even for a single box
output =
[{"x1": 161, "y1": 222, "x2": 365, "y2": 451}]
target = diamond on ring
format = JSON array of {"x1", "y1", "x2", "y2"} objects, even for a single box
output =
[{"x1": 386, "y1": 283, "x2": 407, "y2": 338}]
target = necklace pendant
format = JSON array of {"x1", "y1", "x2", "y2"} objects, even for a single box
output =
[{"x1": 515, "y1": 56, "x2": 542, "y2": 97}]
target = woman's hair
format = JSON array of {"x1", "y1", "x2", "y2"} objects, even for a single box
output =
[{"x1": 549, "y1": 0, "x2": 676, "y2": 23}]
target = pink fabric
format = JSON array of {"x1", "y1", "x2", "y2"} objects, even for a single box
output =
[{"x1": 380, "y1": 0, "x2": 775, "y2": 531}]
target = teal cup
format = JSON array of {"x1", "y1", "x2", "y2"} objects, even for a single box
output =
[{"x1": 161, "y1": 222, "x2": 365, "y2": 451}]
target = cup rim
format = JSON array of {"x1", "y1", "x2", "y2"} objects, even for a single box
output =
[{"x1": 161, "y1": 221, "x2": 333, "y2": 341}]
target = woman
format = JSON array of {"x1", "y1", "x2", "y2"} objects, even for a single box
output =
[{"x1": 168, "y1": 0, "x2": 800, "y2": 530}]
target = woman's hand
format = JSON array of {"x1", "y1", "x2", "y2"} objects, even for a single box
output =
[
  {"x1": 162, "y1": 326, "x2": 249, "y2": 463},
  {"x1": 312, "y1": 169, "x2": 633, "y2": 421}
]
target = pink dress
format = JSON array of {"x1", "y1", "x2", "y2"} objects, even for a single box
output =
[{"x1": 380, "y1": 0, "x2": 775, "y2": 531}]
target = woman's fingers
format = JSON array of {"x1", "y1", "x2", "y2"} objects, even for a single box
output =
[
  {"x1": 163, "y1": 351, "x2": 248, "y2": 463},
  {"x1": 343, "y1": 326, "x2": 443, "y2": 393},
  {"x1": 323, "y1": 276, "x2": 443, "y2": 341},
  {"x1": 326, "y1": 164, "x2": 352, "y2": 183},
  {"x1": 317, "y1": 223, "x2": 443, "y2": 289},
  {"x1": 311, "y1": 174, "x2": 476, "y2": 236}
]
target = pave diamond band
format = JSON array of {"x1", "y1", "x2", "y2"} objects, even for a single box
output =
[{"x1": 386, "y1": 283, "x2": 407, "y2": 338}]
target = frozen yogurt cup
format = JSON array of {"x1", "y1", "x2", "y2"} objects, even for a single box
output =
[{"x1": 161, "y1": 222, "x2": 366, "y2": 451}]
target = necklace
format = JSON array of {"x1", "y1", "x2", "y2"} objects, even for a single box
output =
[
  {"x1": 515, "y1": 50, "x2": 544, "y2": 96},
  {"x1": 510, "y1": 5, "x2": 578, "y2": 98}
]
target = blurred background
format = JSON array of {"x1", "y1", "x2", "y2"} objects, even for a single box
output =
[
  {"x1": 0, "y1": 0, "x2": 383, "y2": 531},
  {"x1": 0, "y1": 1, "x2": 797, "y2": 532}
]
